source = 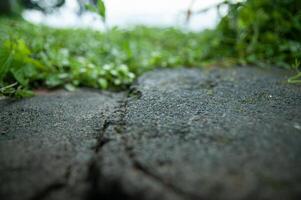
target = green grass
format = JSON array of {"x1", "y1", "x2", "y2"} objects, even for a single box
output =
[
  {"x1": 0, "y1": 18, "x2": 218, "y2": 97},
  {"x1": 0, "y1": 0, "x2": 300, "y2": 97}
]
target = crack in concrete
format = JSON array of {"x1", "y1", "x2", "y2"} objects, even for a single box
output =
[
  {"x1": 29, "y1": 162, "x2": 76, "y2": 200},
  {"x1": 85, "y1": 98, "x2": 130, "y2": 200},
  {"x1": 28, "y1": 98, "x2": 126, "y2": 200},
  {"x1": 97, "y1": 89, "x2": 202, "y2": 200},
  {"x1": 27, "y1": 85, "x2": 215, "y2": 200},
  {"x1": 122, "y1": 138, "x2": 202, "y2": 200},
  {"x1": 23, "y1": 85, "x2": 207, "y2": 200},
  {"x1": 94, "y1": 119, "x2": 112, "y2": 153},
  {"x1": 3, "y1": 68, "x2": 301, "y2": 200},
  {"x1": 30, "y1": 182, "x2": 66, "y2": 200},
  {"x1": 86, "y1": 158, "x2": 101, "y2": 200}
]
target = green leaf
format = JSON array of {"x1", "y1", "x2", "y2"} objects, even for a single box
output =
[
  {"x1": 15, "y1": 39, "x2": 31, "y2": 57},
  {"x1": 98, "y1": 78, "x2": 108, "y2": 89},
  {"x1": 15, "y1": 87, "x2": 34, "y2": 98},
  {"x1": 288, "y1": 72, "x2": 301, "y2": 84},
  {"x1": 85, "y1": 4, "x2": 97, "y2": 13},
  {"x1": 97, "y1": 0, "x2": 106, "y2": 21},
  {"x1": 0, "y1": 47, "x2": 13, "y2": 82},
  {"x1": 85, "y1": 0, "x2": 106, "y2": 21},
  {"x1": 0, "y1": 82, "x2": 18, "y2": 94},
  {"x1": 64, "y1": 83, "x2": 76, "y2": 91},
  {"x1": 46, "y1": 75, "x2": 63, "y2": 87},
  {"x1": 10, "y1": 66, "x2": 28, "y2": 86}
]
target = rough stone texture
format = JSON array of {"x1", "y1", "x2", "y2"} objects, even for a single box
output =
[
  {"x1": 1, "y1": 67, "x2": 301, "y2": 200},
  {"x1": 0, "y1": 89, "x2": 125, "y2": 200},
  {"x1": 98, "y1": 67, "x2": 301, "y2": 200}
]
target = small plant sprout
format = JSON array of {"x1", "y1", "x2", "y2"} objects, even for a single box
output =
[{"x1": 288, "y1": 59, "x2": 301, "y2": 84}]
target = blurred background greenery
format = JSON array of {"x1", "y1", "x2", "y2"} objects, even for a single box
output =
[{"x1": 0, "y1": 0, "x2": 300, "y2": 97}]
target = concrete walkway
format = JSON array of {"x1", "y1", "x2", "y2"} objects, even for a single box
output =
[{"x1": 1, "y1": 67, "x2": 301, "y2": 200}]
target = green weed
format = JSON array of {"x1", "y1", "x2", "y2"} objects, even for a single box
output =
[{"x1": 0, "y1": 0, "x2": 300, "y2": 97}]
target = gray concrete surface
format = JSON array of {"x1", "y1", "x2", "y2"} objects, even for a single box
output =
[{"x1": 1, "y1": 67, "x2": 301, "y2": 200}]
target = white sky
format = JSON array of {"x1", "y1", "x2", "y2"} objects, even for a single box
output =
[{"x1": 23, "y1": 0, "x2": 225, "y2": 31}]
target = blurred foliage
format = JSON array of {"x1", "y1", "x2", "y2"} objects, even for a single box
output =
[
  {"x1": 85, "y1": 0, "x2": 106, "y2": 21},
  {"x1": 0, "y1": 18, "x2": 209, "y2": 97},
  {"x1": 0, "y1": 0, "x2": 300, "y2": 97},
  {"x1": 0, "y1": 0, "x2": 22, "y2": 16},
  {"x1": 0, "y1": 0, "x2": 66, "y2": 15},
  {"x1": 203, "y1": 0, "x2": 301, "y2": 67}
]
